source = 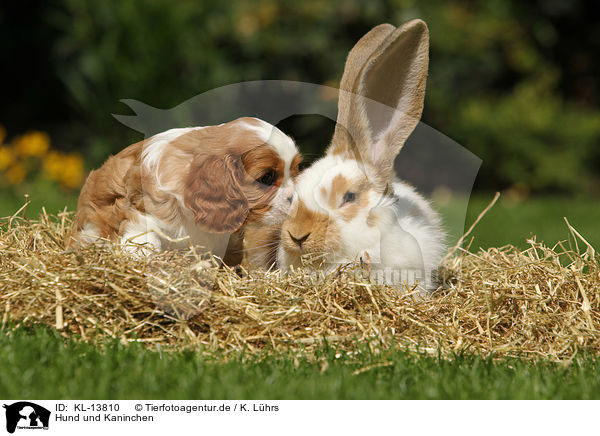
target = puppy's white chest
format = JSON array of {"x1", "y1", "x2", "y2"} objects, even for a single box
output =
[{"x1": 121, "y1": 212, "x2": 231, "y2": 257}]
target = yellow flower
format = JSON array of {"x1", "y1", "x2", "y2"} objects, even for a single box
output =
[
  {"x1": 4, "y1": 163, "x2": 27, "y2": 185},
  {"x1": 43, "y1": 151, "x2": 64, "y2": 180},
  {"x1": 59, "y1": 153, "x2": 84, "y2": 189},
  {"x1": 44, "y1": 151, "x2": 84, "y2": 189},
  {"x1": 0, "y1": 125, "x2": 6, "y2": 144},
  {"x1": 15, "y1": 131, "x2": 50, "y2": 157},
  {"x1": 0, "y1": 146, "x2": 15, "y2": 170}
]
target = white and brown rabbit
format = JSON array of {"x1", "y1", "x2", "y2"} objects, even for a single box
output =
[{"x1": 277, "y1": 20, "x2": 446, "y2": 292}]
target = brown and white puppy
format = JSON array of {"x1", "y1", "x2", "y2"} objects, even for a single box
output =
[{"x1": 69, "y1": 117, "x2": 301, "y2": 265}]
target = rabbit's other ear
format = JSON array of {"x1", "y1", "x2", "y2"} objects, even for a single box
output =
[
  {"x1": 332, "y1": 20, "x2": 430, "y2": 183},
  {"x1": 328, "y1": 24, "x2": 395, "y2": 159}
]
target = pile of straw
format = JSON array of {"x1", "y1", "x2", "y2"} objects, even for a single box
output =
[{"x1": 1, "y1": 204, "x2": 599, "y2": 360}]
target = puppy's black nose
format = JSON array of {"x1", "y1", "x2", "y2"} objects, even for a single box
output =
[{"x1": 288, "y1": 231, "x2": 310, "y2": 247}]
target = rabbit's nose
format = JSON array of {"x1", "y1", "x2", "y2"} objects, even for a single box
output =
[{"x1": 288, "y1": 231, "x2": 310, "y2": 247}]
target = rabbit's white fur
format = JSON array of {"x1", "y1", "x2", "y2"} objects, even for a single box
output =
[
  {"x1": 277, "y1": 19, "x2": 446, "y2": 291},
  {"x1": 278, "y1": 155, "x2": 445, "y2": 291}
]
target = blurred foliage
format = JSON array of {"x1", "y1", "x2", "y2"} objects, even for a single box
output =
[
  {"x1": 0, "y1": 126, "x2": 84, "y2": 200},
  {"x1": 0, "y1": 0, "x2": 598, "y2": 193}
]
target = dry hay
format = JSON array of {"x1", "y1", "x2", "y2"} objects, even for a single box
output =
[{"x1": 1, "y1": 202, "x2": 599, "y2": 361}]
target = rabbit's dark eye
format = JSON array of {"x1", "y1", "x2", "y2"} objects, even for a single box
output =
[
  {"x1": 342, "y1": 191, "x2": 356, "y2": 205},
  {"x1": 257, "y1": 170, "x2": 276, "y2": 186}
]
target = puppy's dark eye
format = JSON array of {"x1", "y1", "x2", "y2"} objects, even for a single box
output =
[
  {"x1": 257, "y1": 170, "x2": 276, "y2": 186},
  {"x1": 342, "y1": 191, "x2": 356, "y2": 204}
]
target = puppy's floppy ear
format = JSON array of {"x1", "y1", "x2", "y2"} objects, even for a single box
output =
[{"x1": 184, "y1": 154, "x2": 249, "y2": 233}]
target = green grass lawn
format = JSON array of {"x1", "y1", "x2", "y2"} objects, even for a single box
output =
[
  {"x1": 1, "y1": 326, "x2": 598, "y2": 399},
  {"x1": 0, "y1": 186, "x2": 78, "y2": 218},
  {"x1": 462, "y1": 194, "x2": 600, "y2": 251}
]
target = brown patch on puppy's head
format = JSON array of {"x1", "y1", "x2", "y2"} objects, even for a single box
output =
[
  {"x1": 290, "y1": 153, "x2": 303, "y2": 178},
  {"x1": 241, "y1": 144, "x2": 285, "y2": 224},
  {"x1": 180, "y1": 118, "x2": 299, "y2": 233}
]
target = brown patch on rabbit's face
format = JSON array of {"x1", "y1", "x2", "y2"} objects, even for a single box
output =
[
  {"x1": 279, "y1": 155, "x2": 380, "y2": 268},
  {"x1": 328, "y1": 174, "x2": 348, "y2": 208},
  {"x1": 322, "y1": 173, "x2": 372, "y2": 222},
  {"x1": 280, "y1": 199, "x2": 340, "y2": 259}
]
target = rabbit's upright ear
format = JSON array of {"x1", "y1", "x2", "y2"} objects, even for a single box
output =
[
  {"x1": 330, "y1": 20, "x2": 430, "y2": 184},
  {"x1": 328, "y1": 24, "x2": 395, "y2": 159}
]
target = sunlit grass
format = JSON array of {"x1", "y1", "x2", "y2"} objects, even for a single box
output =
[
  {"x1": 1, "y1": 326, "x2": 599, "y2": 399},
  {"x1": 463, "y1": 194, "x2": 600, "y2": 250}
]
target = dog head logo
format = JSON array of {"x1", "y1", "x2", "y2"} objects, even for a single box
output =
[{"x1": 3, "y1": 402, "x2": 50, "y2": 434}]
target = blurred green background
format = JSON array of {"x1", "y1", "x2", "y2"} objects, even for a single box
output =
[{"x1": 1, "y1": 0, "x2": 599, "y2": 249}]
